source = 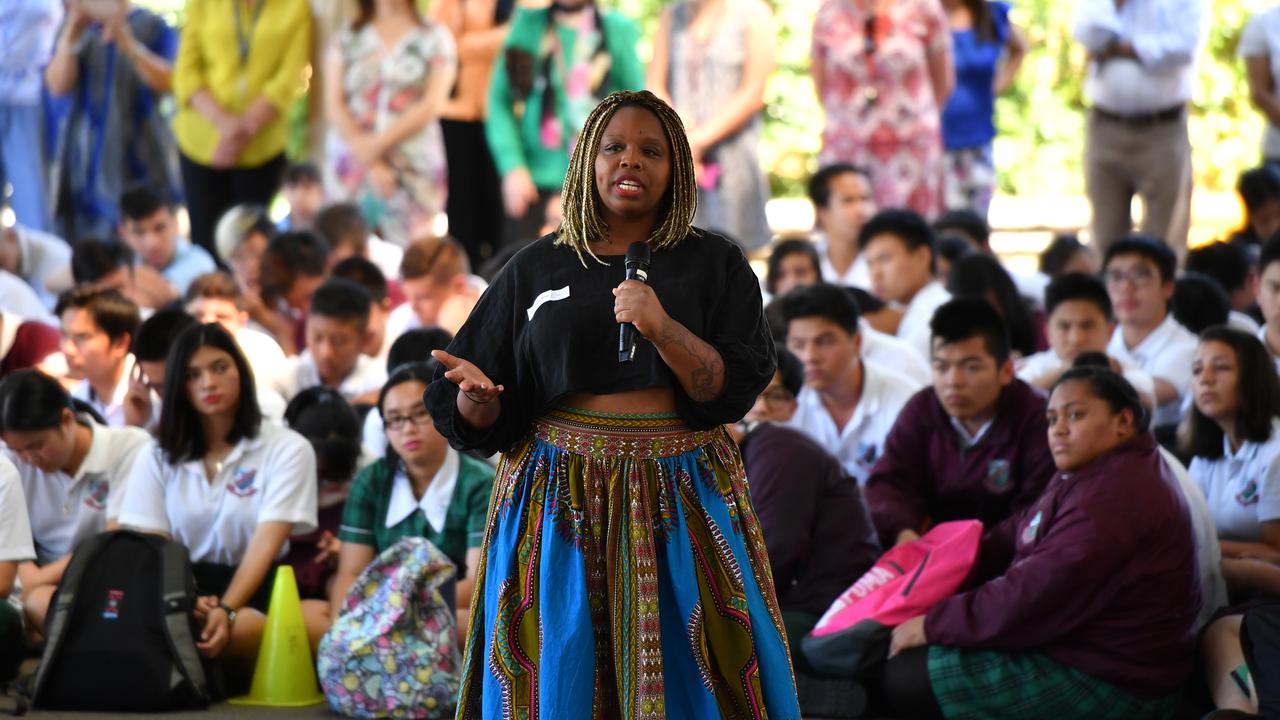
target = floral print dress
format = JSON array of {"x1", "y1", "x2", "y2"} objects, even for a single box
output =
[{"x1": 327, "y1": 22, "x2": 457, "y2": 245}]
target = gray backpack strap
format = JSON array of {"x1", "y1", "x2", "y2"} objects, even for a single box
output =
[
  {"x1": 30, "y1": 532, "x2": 112, "y2": 702},
  {"x1": 157, "y1": 540, "x2": 208, "y2": 701}
]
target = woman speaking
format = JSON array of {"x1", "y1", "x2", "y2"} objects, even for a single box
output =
[{"x1": 426, "y1": 90, "x2": 799, "y2": 719}]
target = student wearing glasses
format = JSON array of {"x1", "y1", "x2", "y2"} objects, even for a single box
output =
[{"x1": 332, "y1": 361, "x2": 493, "y2": 635}]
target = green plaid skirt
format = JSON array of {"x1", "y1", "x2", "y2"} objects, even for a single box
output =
[{"x1": 928, "y1": 647, "x2": 1181, "y2": 720}]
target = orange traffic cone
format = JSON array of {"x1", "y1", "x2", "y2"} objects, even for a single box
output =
[{"x1": 228, "y1": 566, "x2": 325, "y2": 707}]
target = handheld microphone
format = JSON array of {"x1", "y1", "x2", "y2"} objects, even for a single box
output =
[{"x1": 618, "y1": 241, "x2": 651, "y2": 363}]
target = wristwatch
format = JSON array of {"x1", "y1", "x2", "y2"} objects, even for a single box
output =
[{"x1": 217, "y1": 602, "x2": 237, "y2": 627}]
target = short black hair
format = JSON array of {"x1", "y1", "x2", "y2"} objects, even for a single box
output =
[
  {"x1": 930, "y1": 297, "x2": 1011, "y2": 365},
  {"x1": 765, "y1": 239, "x2": 821, "y2": 295},
  {"x1": 936, "y1": 233, "x2": 976, "y2": 271},
  {"x1": 764, "y1": 298, "x2": 787, "y2": 345},
  {"x1": 947, "y1": 254, "x2": 1038, "y2": 357},
  {"x1": 388, "y1": 327, "x2": 453, "y2": 372},
  {"x1": 807, "y1": 163, "x2": 871, "y2": 209},
  {"x1": 285, "y1": 386, "x2": 361, "y2": 484},
  {"x1": 1238, "y1": 164, "x2": 1280, "y2": 214},
  {"x1": 1103, "y1": 234, "x2": 1177, "y2": 284},
  {"x1": 309, "y1": 277, "x2": 372, "y2": 327},
  {"x1": 281, "y1": 161, "x2": 322, "y2": 187},
  {"x1": 71, "y1": 238, "x2": 133, "y2": 285},
  {"x1": 1045, "y1": 272, "x2": 1113, "y2": 320},
  {"x1": 158, "y1": 323, "x2": 262, "y2": 464},
  {"x1": 775, "y1": 282, "x2": 861, "y2": 336},
  {"x1": 844, "y1": 287, "x2": 886, "y2": 314},
  {"x1": 118, "y1": 185, "x2": 172, "y2": 222},
  {"x1": 933, "y1": 210, "x2": 990, "y2": 250},
  {"x1": 54, "y1": 286, "x2": 141, "y2": 344},
  {"x1": 0, "y1": 369, "x2": 73, "y2": 432},
  {"x1": 1184, "y1": 325, "x2": 1280, "y2": 459},
  {"x1": 377, "y1": 360, "x2": 440, "y2": 463},
  {"x1": 260, "y1": 230, "x2": 330, "y2": 304},
  {"x1": 1039, "y1": 233, "x2": 1089, "y2": 277},
  {"x1": 331, "y1": 256, "x2": 389, "y2": 304},
  {"x1": 132, "y1": 308, "x2": 198, "y2": 362},
  {"x1": 1053, "y1": 365, "x2": 1151, "y2": 434},
  {"x1": 776, "y1": 348, "x2": 803, "y2": 398},
  {"x1": 1261, "y1": 233, "x2": 1280, "y2": 275},
  {"x1": 1186, "y1": 241, "x2": 1252, "y2": 294},
  {"x1": 1172, "y1": 272, "x2": 1231, "y2": 335},
  {"x1": 857, "y1": 209, "x2": 935, "y2": 264},
  {"x1": 314, "y1": 203, "x2": 369, "y2": 256}
]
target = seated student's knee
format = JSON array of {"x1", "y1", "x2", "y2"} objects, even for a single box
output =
[
  {"x1": 882, "y1": 647, "x2": 943, "y2": 720},
  {"x1": 22, "y1": 585, "x2": 54, "y2": 631}
]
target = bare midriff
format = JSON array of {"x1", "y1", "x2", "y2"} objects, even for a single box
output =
[{"x1": 559, "y1": 387, "x2": 678, "y2": 415}]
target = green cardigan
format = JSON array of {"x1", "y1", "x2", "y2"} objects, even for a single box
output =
[{"x1": 485, "y1": 6, "x2": 644, "y2": 191}]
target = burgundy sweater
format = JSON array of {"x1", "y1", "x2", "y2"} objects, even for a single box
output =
[
  {"x1": 0, "y1": 319, "x2": 59, "y2": 376},
  {"x1": 925, "y1": 433, "x2": 1201, "y2": 698},
  {"x1": 863, "y1": 379, "x2": 1055, "y2": 547}
]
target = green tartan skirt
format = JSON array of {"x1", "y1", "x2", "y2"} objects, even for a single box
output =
[{"x1": 927, "y1": 646, "x2": 1181, "y2": 720}]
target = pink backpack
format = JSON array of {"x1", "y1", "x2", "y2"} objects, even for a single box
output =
[{"x1": 801, "y1": 520, "x2": 983, "y2": 677}]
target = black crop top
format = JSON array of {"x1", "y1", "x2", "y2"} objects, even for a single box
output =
[{"x1": 425, "y1": 230, "x2": 777, "y2": 456}]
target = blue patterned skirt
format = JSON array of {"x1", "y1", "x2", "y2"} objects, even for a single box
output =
[{"x1": 455, "y1": 408, "x2": 800, "y2": 720}]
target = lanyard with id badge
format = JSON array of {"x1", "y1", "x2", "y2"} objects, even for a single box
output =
[{"x1": 233, "y1": 0, "x2": 265, "y2": 102}]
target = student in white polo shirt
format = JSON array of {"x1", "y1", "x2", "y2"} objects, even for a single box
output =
[
  {"x1": 281, "y1": 278, "x2": 387, "y2": 404},
  {"x1": 859, "y1": 209, "x2": 952, "y2": 361},
  {"x1": 117, "y1": 323, "x2": 322, "y2": 682},
  {"x1": 56, "y1": 286, "x2": 143, "y2": 428},
  {"x1": 776, "y1": 283, "x2": 918, "y2": 485},
  {"x1": 0, "y1": 454, "x2": 34, "y2": 683},
  {"x1": 0, "y1": 369, "x2": 149, "y2": 633}
]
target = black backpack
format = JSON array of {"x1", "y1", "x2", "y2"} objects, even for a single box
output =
[{"x1": 31, "y1": 530, "x2": 213, "y2": 712}]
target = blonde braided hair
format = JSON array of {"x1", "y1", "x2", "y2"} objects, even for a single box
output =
[{"x1": 555, "y1": 90, "x2": 699, "y2": 267}]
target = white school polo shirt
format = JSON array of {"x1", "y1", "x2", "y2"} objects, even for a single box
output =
[
  {"x1": 0, "y1": 456, "x2": 35, "y2": 566},
  {"x1": 1106, "y1": 314, "x2": 1197, "y2": 428},
  {"x1": 1188, "y1": 419, "x2": 1280, "y2": 544},
  {"x1": 815, "y1": 235, "x2": 871, "y2": 290},
  {"x1": 1015, "y1": 349, "x2": 1157, "y2": 402},
  {"x1": 860, "y1": 322, "x2": 931, "y2": 389},
  {"x1": 117, "y1": 421, "x2": 317, "y2": 565},
  {"x1": 1160, "y1": 447, "x2": 1228, "y2": 630},
  {"x1": 7, "y1": 419, "x2": 149, "y2": 565},
  {"x1": 69, "y1": 355, "x2": 136, "y2": 428},
  {"x1": 896, "y1": 281, "x2": 952, "y2": 362},
  {"x1": 281, "y1": 350, "x2": 387, "y2": 403},
  {"x1": 787, "y1": 361, "x2": 918, "y2": 485},
  {"x1": 235, "y1": 326, "x2": 289, "y2": 396}
]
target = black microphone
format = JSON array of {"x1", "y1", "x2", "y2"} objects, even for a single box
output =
[{"x1": 618, "y1": 241, "x2": 651, "y2": 363}]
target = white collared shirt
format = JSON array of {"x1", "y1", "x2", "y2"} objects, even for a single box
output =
[
  {"x1": 860, "y1": 322, "x2": 931, "y2": 389},
  {"x1": 950, "y1": 416, "x2": 996, "y2": 449},
  {"x1": 1160, "y1": 447, "x2": 1228, "y2": 629},
  {"x1": 1106, "y1": 313, "x2": 1197, "y2": 427},
  {"x1": 1015, "y1": 348, "x2": 1157, "y2": 402},
  {"x1": 1188, "y1": 419, "x2": 1280, "y2": 544},
  {"x1": 6, "y1": 417, "x2": 149, "y2": 564},
  {"x1": 0, "y1": 270, "x2": 53, "y2": 324},
  {"x1": 1229, "y1": 310, "x2": 1262, "y2": 336},
  {"x1": 0, "y1": 456, "x2": 35, "y2": 565},
  {"x1": 118, "y1": 421, "x2": 318, "y2": 565},
  {"x1": 897, "y1": 280, "x2": 952, "y2": 361},
  {"x1": 282, "y1": 350, "x2": 387, "y2": 403},
  {"x1": 235, "y1": 326, "x2": 289, "y2": 396},
  {"x1": 787, "y1": 361, "x2": 918, "y2": 485},
  {"x1": 367, "y1": 234, "x2": 405, "y2": 282},
  {"x1": 1074, "y1": 0, "x2": 1207, "y2": 114},
  {"x1": 1258, "y1": 325, "x2": 1280, "y2": 376},
  {"x1": 814, "y1": 234, "x2": 871, "y2": 290},
  {"x1": 386, "y1": 447, "x2": 459, "y2": 533},
  {"x1": 70, "y1": 355, "x2": 137, "y2": 428}
]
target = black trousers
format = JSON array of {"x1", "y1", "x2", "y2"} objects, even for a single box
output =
[
  {"x1": 179, "y1": 152, "x2": 286, "y2": 262},
  {"x1": 442, "y1": 119, "x2": 504, "y2": 270},
  {"x1": 881, "y1": 647, "x2": 944, "y2": 719}
]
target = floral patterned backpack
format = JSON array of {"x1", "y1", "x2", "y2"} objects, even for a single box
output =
[{"x1": 317, "y1": 538, "x2": 461, "y2": 718}]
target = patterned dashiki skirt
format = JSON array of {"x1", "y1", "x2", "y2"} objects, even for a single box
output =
[
  {"x1": 454, "y1": 408, "x2": 801, "y2": 720},
  {"x1": 928, "y1": 647, "x2": 1182, "y2": 720}
]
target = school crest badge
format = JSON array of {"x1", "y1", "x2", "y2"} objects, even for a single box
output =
[
  {"x1": 1238, "y1": 480, "x2": 1261, "y2": 507},
  {"x1": 855, "y1": 441, "x2": 878, "y2": 471},
  {"x1": 984, "y1": 458, "x2": 1012, "y2": 494},
  {"x1": 226, "y1": 467, "x2": 258, "y2": 497},
  {"x1": 1021, "y1": 511, "x2": 1043, "y2": 545},
  {"x1": 83, "y1": 476, "x2": 110, "y2": 510}
]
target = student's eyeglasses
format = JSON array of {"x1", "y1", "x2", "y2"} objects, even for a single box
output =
[
  {"x1": 384, "y1": 406, "x2": 432, "y2": 432},
  {"x1": 760, "y1": 388, "x2": 795, "y2": 407},
  {"x1": 1104, "y1": 266, "x2": 1157, "y2": 288}
]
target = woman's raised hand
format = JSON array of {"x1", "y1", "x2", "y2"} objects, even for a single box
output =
[{"x1": 432, "y1": 349, "x2": 504, "y2": 405}]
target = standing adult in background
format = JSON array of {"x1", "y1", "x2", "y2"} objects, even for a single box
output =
[
  {"x1": 811, "y1": 0, "x2": 953, "y2": 219},
  {"x1": 1241, "y1": 4, "x2": 1280, "y2": 165},
  {"x1": 939, "y1": 0, "x2": 1025, "y2": 217},
  {"x1": 486, "y1": 0, "x2": 643, "y2": 248},
  {"x1": 172, "y1": 0, "x2": 313, "y2": 259},
  {"x1": 44, "y1": 0, "x2": 179, "y2": 244},
  {"x1": 325, "y1": 0, "x2": 457, "y2": 248},
  {"x1": 0, "y1": 0, "x2": 62, "y2": 232},
  {"x1": 430, "y1": 0, "x2": 514, "y2": 269},
  {"x1": 1074, "y1": 0, "x2": 1207, "y2": 257},
  {"x1": 647, "y1": 0, "x2": 775, "y2": 252}
]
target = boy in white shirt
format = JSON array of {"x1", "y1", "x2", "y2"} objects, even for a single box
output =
[
  {"x1": 385, "y1": 235, "x2": 484, "y2": 339},
  {"x1": 1103, "y1": 235, "x2": 1198, "y2": 433},
  {"x1": 0, "y1": 454, "x2": 34, "y2": 681},
  {"x1": 859, "y1": 209, "x2": 951, "y2": 361},
  {"x1": 118, "y1": 186, "x2": 216, "y2": 297},
  {"x1": 184, "y1": 271, "x2": 289, "y2": 396},
  {"x1": 807, "y1": 164, "x2": 876, "y2": 289},
  {"x1": 331, "y1": 257, "x2": 394, "y2": 377},
  {"x1": 56, "y1": 286, "x2": 142, "y2": 427},
  {"x1": 776, "y1": 283, "x2": 918, "y2": 484},
  {"x1": 284, "y1": 278, "x2": 387, "y2": 403}
]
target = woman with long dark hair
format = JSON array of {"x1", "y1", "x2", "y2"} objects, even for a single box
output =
[{"x1": 117, "y1": 323, "x2": 323, "y2": 680}]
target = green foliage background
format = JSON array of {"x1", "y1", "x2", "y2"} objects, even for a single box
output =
[{"x1": 139, "y1": 0, "x2": 1273, "y2": 197}]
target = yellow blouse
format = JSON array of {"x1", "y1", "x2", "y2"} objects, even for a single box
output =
[{"x1": 173, "y1": 0, "x2": 313, "y2": 167}]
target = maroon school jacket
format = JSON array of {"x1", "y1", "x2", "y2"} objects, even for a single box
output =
[
  {"x1": 863, "y1": 379, "x2": 1055, "y2": 547},
  {"x1": 0, "y1": 319, "x2": 60, "y2": 377},
  {"x1": 925, "y1": 433, "x2": 1200, "y2": 698}
]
